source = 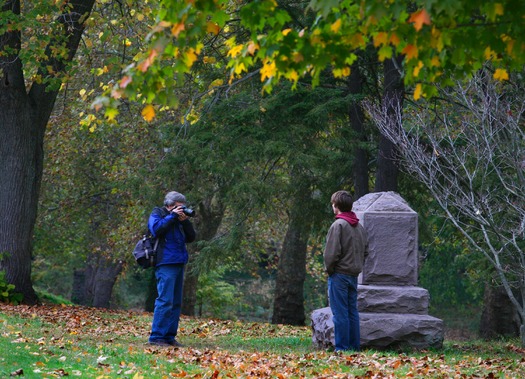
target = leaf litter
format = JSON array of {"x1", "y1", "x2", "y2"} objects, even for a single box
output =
[{"x1": 1, "y1": 304, "x2": 525, "y2": 378}]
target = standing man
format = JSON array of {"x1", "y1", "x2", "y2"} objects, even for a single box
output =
[
  {"x1": 324, "y1": 190, "x2": 368, "y2": 352},
  {"x1": 148, "y1": 191, "x2": 196, "y2": 347}
]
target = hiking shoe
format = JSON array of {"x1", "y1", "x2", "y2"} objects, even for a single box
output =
[
  {"x1": 148, "y1": 341, "x2": 171, "y2": 347},
  {"x1": 168, "y1": 340, "x2": 184, "y2": 347}
]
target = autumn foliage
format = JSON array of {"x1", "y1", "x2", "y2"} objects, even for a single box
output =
[{"x1": 2, "y1": 304, "x2": 525, "y2": 378}]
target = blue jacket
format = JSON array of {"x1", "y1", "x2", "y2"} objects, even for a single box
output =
[{"x1": 148, "y1": 207, "x2": 196, "y2": 266}]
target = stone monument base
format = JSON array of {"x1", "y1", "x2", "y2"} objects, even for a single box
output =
[{"x1": 311, "y1": 307, "x2": 444, "y2": 350}]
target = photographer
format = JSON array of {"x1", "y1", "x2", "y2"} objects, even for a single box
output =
[{"x1": 147, "y1": 191, "x2": 196, "y2": 347}]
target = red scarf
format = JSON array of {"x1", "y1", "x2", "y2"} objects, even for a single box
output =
[{"x1": 336, "y1": 211, "x2": 359, "y2": 227}]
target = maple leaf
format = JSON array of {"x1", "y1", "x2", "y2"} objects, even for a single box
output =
[
  {"x1": 141, "y1": 105, "x2": 155, "y2": 122},
  {"x1": 247, "y1": 41, "x2": 259, "y2": 55},
  {"x1": 137, "y1": 49, "x2": 158, "y2": 73},
  {"x1": 120, "y1": 76, "x2": 132, "y2": 89},
  {"x1": 206, "y1": 21, "x2": 220, "y2": 35},
  {"x1": 402, "y1": 44, "x2": 419, "y2": 60},
  {"x1": 413, "y1": 61, "x2": 424, "y2": 77},
  {"x1": 408, "y1": 9, "x2": 431, "y2": 31},
  {"x1": 413, "y1": 83, "x2": 423, "y2": 100},
  {"x1": 389, "y1": 33, "x2": 400, "y2": 47},
  {"x1": 373, "y1": 32, "x2": 388, "y2": 47},
  {"x1": 493, "y1": 68, "x2": 509, "y2": 81},
  {"x1": 227, "y1": 44, "x2": 244, "y2": 58},
  {"x1": 184, "y1": 48, "x2": 199, "y2": 67},
  {"x1": 330, "y1": 19, "x2": 342, "y2": 33},
  {"x1": 260, "y1": 59, "x2": 276, "y2": 81},
  {"x1": 171, "y1": 22, "x2": 185, "y2": 37}
]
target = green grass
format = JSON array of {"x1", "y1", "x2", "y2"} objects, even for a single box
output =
[{"x1": 1, "y1": 304, "x2": 524, "y2": 378}]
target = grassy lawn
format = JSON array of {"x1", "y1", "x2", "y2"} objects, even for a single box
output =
[{"x1": 1, "y1": 304, "x2": 524, "y2": 378}]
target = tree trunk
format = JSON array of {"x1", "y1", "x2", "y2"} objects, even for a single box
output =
[
  {"x1": 272, "y1": 182, "x2": 311, "y2": 326},
  {"x1": 479, "y1": 283, "x2": 520, "y2": 339},
  {"x1": 0, "y1": 0, "x2": 96, "y2": 304},
  {"x1": 375, "y1": 56, "x2": 404, "y2": 192},
  {"x1": 348, "y1": 62, "x2": 369, "y2": 199},
  {"x1": 73, "y1": 253, "x2": 123, "y2": 308},
  {"x1": 181, "y1": 196, "x2": 225, "y2": 316}
]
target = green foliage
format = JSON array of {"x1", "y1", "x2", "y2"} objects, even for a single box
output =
[
  {"x1": 0, "y1": 271, "x2": 23, "y2": 305},
  {"x1": 196, "y1": 270, "x2": 236, "y2": 318},
  {"x1": 98, "y1": 0, "x2": 525, "y2": 113},
  {"x1": 35, "y1": 288, "x2": 73, "y2": 306}
]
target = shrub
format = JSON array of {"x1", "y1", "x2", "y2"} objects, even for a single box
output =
[{"x1": 0, "y1": 271, "x2": 23, "y2": 305}]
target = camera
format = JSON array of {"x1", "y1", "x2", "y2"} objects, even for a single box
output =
[{"x1": 179, "y1": 205, "x2": 195, "y2": 217}]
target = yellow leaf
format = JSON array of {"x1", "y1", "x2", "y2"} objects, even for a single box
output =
[
  {"x1": 282, "y1": 28, "x2": 292, "y2": 36},
  {"x1": 227, "y1": 44, "x2": 244, "y2": 58},
  {"x1": 206, "y1": 21, "x2": 220, "y2": 35},
  {"x1": 430, "y1": 27, "x2": 443, "y2": 51},
  {"x1": 234, "y1": 62, "x2": 247, "y2": 75},
  {"x1": 430, "y1": 56, "x2": 440, "y2": 67},
  {"x1": 350, "y1": 33, "x2": 365, "y2": 48},
  {"x1": 408, "y1": 9, "x2": 431, "y2": 31},
  {"x1": 105, "y1": 107, "x2": 119, "y2": 121},
  {"x1": 203, "y1": 56, "x2": 216, "y2": 64},
  {"x1": 377, "y1": 45, "x2": 392, "y2": 61},
  {"x1": 333, "y1": 67, "x2": 351, "y2": 78},
  {"x1": 413, "y1": 61, "x2": 424, "y2": 77},
  {"x1": 373, "y1": 32, "x2": 388, "y2": 47},
  {"x1": 402, "y1": 44, "x2": 418, "y2": 60},
  {"x1": 286, "y1": 70, "x2": 299, "y2": 82},
  {"x1": 184, "y1": 48, "x2": 198, "y2": 67},
  {"x1": 484, "y1": 47, "x2": 497, "y2": 60},
  {"x1": 494, "y1": 3, "x2": 504, "y2": 16},
  {"x1": 209, "y1": 79, "x2": 224, "y2": 88},
  {"x1": 260, "y1": 59, "x2": 276, "y2": 82},
  {"x1": 493, "y1": 68, "x2": 509, "y2": 81},
  {"x1": 414, "y1": 83, "x2": 423, "y2": 100},
  {"x1": 142, "y1": 105, "x2": 155, "y2": 122},
  {"x1": 330, "y1": 19, "x2": 342, "y2": 33}
]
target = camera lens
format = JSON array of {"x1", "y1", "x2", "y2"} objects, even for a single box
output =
[{"x1": 183, "y1": 207, "x2": 195, "y2": 217}]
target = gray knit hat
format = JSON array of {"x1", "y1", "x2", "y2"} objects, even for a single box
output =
[{"x1": 164, "y1": 191, "x2": 186, "y2": 206}]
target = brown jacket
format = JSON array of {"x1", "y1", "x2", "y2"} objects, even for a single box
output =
[{"x1": 323, "y1": 218, "x2": 368, "y2": 276}]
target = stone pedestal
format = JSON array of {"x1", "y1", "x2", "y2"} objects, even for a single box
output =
[{"x1": 311, "y1": 192, "x2": 444, "y2": 350}]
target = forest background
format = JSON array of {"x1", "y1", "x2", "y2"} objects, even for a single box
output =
[{"x1": 1, "y1": 0, "x2": 524, "y2": 344}]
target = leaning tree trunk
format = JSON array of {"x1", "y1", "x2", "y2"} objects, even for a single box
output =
[
  {"x1": 0, "y1": 0, "x2": 96, "y2": 304},
  {"x1": 375, "y1": 56, "x2": 404, "y2": 192}
]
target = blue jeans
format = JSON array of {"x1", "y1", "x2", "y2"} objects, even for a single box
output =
[
  {"x1": 149, "y1": 264, "x2": 185, "y2": 344},
  {"x1": 328, "y1": 273, "x2": 360, "y2": 351}
]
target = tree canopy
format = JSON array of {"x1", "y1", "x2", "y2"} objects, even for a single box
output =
[{"x1": 102, "y1": 0, "x2": 525, "y2": 115}]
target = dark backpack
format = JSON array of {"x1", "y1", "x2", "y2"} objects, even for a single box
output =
[{"x1": 132, "y1": 234, "x2": 159, "y2": 269}]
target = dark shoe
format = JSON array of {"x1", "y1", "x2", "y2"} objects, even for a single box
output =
[
  {"x1": 168, "y1": 340, "x2": 184, "y2": 347},
  {"x1": 148, "y1": 340, "x2": 171, "y2": 347}
]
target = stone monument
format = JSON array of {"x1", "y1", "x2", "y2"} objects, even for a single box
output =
[{"x1": 311, "y1": 192, "x2": 444, "y2": 350}]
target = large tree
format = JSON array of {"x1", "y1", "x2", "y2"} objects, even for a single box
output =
[{"x1": 0, "y1": 0, "x2": 96, "y2": 304}]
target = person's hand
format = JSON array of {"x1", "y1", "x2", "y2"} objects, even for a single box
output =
[{"x1": 171, "y1": 206, "x2": 188, "y2": 221}]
